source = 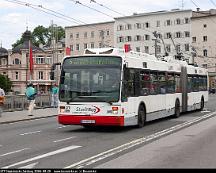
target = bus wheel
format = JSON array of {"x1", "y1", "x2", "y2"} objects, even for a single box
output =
[
  {"x1": 173, "y1": 100, "x2": 180, "y2": 118},
  {"x1": 200, "y1": 97, "x2": 204, "y2": 111},
  {"x1": 137, "y1": 105, "x2": 146, "y2": 128}
]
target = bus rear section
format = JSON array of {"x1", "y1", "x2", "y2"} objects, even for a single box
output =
[{"x1": 58, "y1": 103, "x2": 124, "y2": 126}]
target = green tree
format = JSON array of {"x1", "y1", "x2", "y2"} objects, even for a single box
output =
[
  {"x1": 0, "y1": 74, "x2": 12, "y2": 93},
  {"x1": 12, "y1": 25, "x2": 65, "y2": 48}
]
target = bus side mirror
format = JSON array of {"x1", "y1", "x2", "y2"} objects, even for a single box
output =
[{"x1": 50, "y1": 72, "x2": 54, "y2": 80}]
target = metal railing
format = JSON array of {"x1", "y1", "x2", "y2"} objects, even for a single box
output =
[{"x1": 2, "y1": 94, "x2": 52, "y2": 112}]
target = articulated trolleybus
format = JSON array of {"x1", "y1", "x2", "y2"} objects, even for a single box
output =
[{"x1": 58, "y1": 48, "x2": 208, "y2": 128}]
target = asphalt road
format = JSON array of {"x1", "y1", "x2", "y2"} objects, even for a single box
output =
[{"x1": 0, "y1": 95, "x2": 216, "y2": 169}]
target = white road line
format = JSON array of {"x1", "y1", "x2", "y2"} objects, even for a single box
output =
[
  {"x1": 19, "y1": 162, "x2": 38, "y2": 169},
  {"x1": 0, "y1": 148, "x2": 30, "y2": 157},
  {"x1": 2, "y1": 145, "x2": 81, "y2": 168},
  {"x1": 19, "y1": 131, "x2": 41, "y2": 136},
  {"x1": 57, "y1": 126, "x2": 67, "y2": 129},
  {"x1": 53, "y1": 136, "x2": 76, "y2": 143},
  {"x1": 65, "y1": 111, "x2": 216, "y2": 169}
]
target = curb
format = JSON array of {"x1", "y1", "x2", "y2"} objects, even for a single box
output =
[{"x1": 0, "y1": 114, "x2": 57, "y2": 125}]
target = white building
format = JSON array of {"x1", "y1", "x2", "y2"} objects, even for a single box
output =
[
  {"x1": 114, "y1": 9, "x2": 193, "y2": 63},
  {"x1": 65, "y1": 21, "x2": 115, "y2": 56},
  {"x1": 192, "y1": 9, "x2": 216, "y2": 89}
]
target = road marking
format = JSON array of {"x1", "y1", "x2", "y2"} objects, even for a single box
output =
[
  {"x1": 57, "y1": 126, "x2": 67, "y2": 129},
  {"x1": 53, "y1": 136, "x2": 76, "y2": 143},
  {"x1": 19, "y1": 130, "x2": 41, "y2": 136},
  {"x1": 19, "y1": 162, "x2": 38, "y2": 169},
  {"x1": 65, "y1": 111, "x2": 216, "y2": 169},
  {"x1": 2, "y1": 145, "x2": 81, "y2": 168},
  {"x1": 0, "y1": 148, "x2": 30, "y2": 157}
]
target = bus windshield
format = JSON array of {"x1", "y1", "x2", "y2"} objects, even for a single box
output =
[{"x1": 59, "y1": 56, "x2": 122, "y2": 103}]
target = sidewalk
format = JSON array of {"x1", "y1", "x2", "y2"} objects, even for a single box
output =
[{"x1": 0, "y1": 108, "x2": 58, "y2": 124}]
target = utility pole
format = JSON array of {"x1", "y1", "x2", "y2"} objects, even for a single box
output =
[{"x1": 152, "y1": 31, "x2": 160, "y2": 58}]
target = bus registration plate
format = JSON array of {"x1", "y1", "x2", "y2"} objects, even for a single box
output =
[{"x1": 81, "y1": 120, "x2": 95, "y2": 124}]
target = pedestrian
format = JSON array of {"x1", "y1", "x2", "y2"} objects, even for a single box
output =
[
  {"x1": 0, "y1": 87, "x2": 5, "y2": 117},
  {"x1": 51, "y1": 84, "x2": 59, "y2": 108},
  {"x1": 25, "y1": 83, "x2": 37, "y2": 116}
]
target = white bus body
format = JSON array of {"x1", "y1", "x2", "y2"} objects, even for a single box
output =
[{"x1": 58, "y1": 48, "x2": 208, "y2": 127}]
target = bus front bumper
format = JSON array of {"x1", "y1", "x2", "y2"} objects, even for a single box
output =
[{"x1": 58, "y1": 115, "x2": 124, "y2": 126}]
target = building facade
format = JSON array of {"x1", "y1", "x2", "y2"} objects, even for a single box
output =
[
  {"x1": 0, "y1": 30, "x2": 66, "y2": 94},
  {"x1": 65, "y1": 21, "x2": 115, "y2": 56},
  {"x1": 191, "y1": 9, "x2": 216, "y2": 89},
  {"x1": 114, "y1": 9, "x2": 193, "y2": 63}
]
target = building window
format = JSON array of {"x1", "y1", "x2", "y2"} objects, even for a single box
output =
[
  {"x1": 176, "y1": 44, "x2": 181, "y2": 53},
  {"x1": 76, "y1": 33, "x2": 79, "y2": 39},
  {"x1": 175, "y1": 32, "x2": 181, "y2": 38},
  {"x1": 165, "y1": 32, "x2": 171, "y2": 39},
  {"x1": 156, "y1": 45, "x2": 161, "y2": 54},
  {"x1": 204, "y1": 24, "x2": 207, "y2": 28},
  {"x1": 144, "y1": 35, "x2": 150, "y2": 40},
  {"x1": 176, "y1": 18, "x2": 181, "y2": 25},
  {"x1": 192, "y1": 37, "x2": 196, "y2": 43},
  {"x1": 185, "y1": 44, "x2": 190, "y2": 52},
  {"x1": 70, "y1": 45, "x2": 73, "y2": 51},
  {"x1": 185, "y1": 31, "x2": 190, "y2": 37},
  {"x1": 156, "y1": 21, "x2": 160, "y2": 27},
  {"x1": 91, "y1": 42, "x2": 94, "y2": 48},
  {"x1": 184, "y1": 18, "x2": 190, "y2": 24},
  {"x1": 70, "y1": 33, "x2": 73, "y2": 39},
  {"x1": 145, "y1": 22, "x2": 150, "y2": 28},
  {"x1": 117, "y1": 25, "x2": 124, "y2": 31},
  {"x1": 46, "y1": 57, "x2": 52, "y2": 64},
  {"x1": 84, "y1": 43, "x2": 88, "y2": 49},
  {"x1": 135, "y1": 35, "x2": 141, "y2": 41},
  {"x1": 203, "y1": 36, "x2": 207, "y2": 42},
  {"x1": 35, "y1": 57, "x2": 45, "y2": 64},
  {"x1": 91, "y1": 31, "x2": 94, "y2": 38},
  {"x1": 202, "y1": 64, "x2": 207, "y2": 68},
  {"x1": 76, "y1": 44, "x2": 80, "y2": 51},
  {"x1": 118, "y1": 36, "x2": 124, "y2": 43},
  {"x1": 136, "y1": 47, "x2": 140, "y2": 52},
  {"x1": 15, "y1": 72, "x2": 19, "y2": 80},
  {"x1": 166, "y1": 20, "x2": 171, "y2": 26},
  {"x1": 144, "y1": 46, "x2": 149, "y2": 53},
  {"x1": 135, "y1": 23, "x2": 141, "y2": 29},
  {"x1": 166, "y1": 44, "x2": 171, "y2": 52},
  {"x1": 99, "y1": 42, "x2": 102, "y2": 48},
  {"x1": 84, "y1": 32, "x2": 87, "y2": 38},
  {"x1": 203, "y1": 49, "x2": 208, "y2": 57},
  {"x1": 107, "y1": 30, "x2": 110, "y2": 36},
  {"x1": 125, "y1": 36, "x2": 132, "y2": 42},
  {"x1": 125, "y1": 24, "x2": 132, "y2": 30},
  {"x1": 38, "y1": 71, "x2": 43, "y2": 80},
  {"x1": 14, "y1": 58, "x2": 21, "y2": 65}
]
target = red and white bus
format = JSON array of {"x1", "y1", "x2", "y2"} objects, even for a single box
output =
[{"x1": 57, "y1": 48, "x2": 208, "y2": 128}]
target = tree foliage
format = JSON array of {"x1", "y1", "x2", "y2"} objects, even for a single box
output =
[
  {"x1": 12, "y1": 25, "x2": 65, "y2": 48},
  {"x1": 0, "y1": 74, "x2": 12, "y2": 93}
]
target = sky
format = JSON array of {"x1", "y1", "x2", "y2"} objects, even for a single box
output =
[{"x1": 0, "y1": 0, "x2": 215, "y2": 49}]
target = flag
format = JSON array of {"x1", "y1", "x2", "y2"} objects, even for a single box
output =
[
  {"x1": 66, "y1": 47, "x2": 71, "y2": 55},
  {"x1": 29, "y1": 41, "x2": 33, "y2": 73}
]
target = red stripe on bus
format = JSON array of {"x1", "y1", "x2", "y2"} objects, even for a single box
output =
[{"x1": 58, "y1": 115, "x2": 124, "y2": 126}]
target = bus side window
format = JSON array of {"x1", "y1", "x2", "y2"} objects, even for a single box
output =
[
  {"x1": 140, "y1": 71, "x2": 150, "y2": 96},
  {"x1": 166, "y1": 73, "x2": 175, "y2": 93},
  {"x1": 158, "y1": 72, "x2": 166, "y2": 94},
  {"x1": 122, "y1": 68, "x2": 135, "y2": 101},
  {"x1": 175, "y1": 74, "x2": 181, "y2": 93}
]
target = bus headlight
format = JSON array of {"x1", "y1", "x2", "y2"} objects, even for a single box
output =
[
  {"x1": 112, "y1": 107, "x2": 119, "y2": 114},
  {"x1": 60, "y1": 106, "x2": 65, "y2": 113}
]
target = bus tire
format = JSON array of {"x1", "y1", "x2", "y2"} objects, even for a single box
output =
[
  {"x1": 200, "y1": 97, "x2": 204, "y2": 111},
  {"x1": 137, "y1": 105, "x2": 146, "y2": 128},
  {"x1": 173, "y1": 100, "x2": 180, "y2": 118}
]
